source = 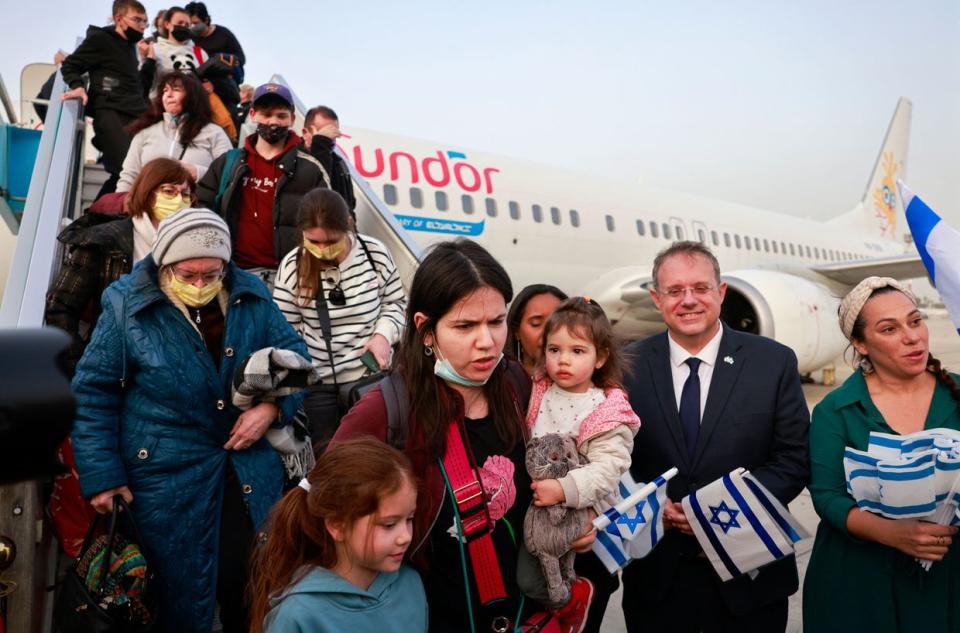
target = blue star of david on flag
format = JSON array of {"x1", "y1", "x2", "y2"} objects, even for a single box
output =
[
  {"x1": 613, "y1": 499, "x2": 647, "y2": 533},
  {"x1": 709, "y1": 501, "x2": 741, "y2": 534}
]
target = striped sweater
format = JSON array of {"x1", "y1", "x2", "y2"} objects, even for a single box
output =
[{"x1": 272, "y1": 234, "x2": 406, "y2": 383}]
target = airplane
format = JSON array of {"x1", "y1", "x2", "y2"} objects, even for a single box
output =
[{"x1": 330, "y1": 97, "x2": 922, "y2": 375}]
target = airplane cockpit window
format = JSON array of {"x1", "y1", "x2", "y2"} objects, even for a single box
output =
[
  {"x1": 605, "y1": 215, "x2": 616, "y2": 232},
  {"x1": 383, "y1": 184, "x2": 398, "y2": 206},
  {"x1": 509, "y1": 201, "x2": 521, "y2": 220},
  {"x1": 711, "y1": 230, "x2": 719, "y2": 246},
  {"x1": 436, "y1": 191, "x2": 449, "y2": 211},
  {"x1": 550, "y1": 207, "x2": 561, "y2": 225},
  {"x1": 734, "y1": 235, "x2": 742, "y2": 249},
  {"x1": 486, "y1": 198, "x2": 498, "y2": 217},
  {"x1": 570, "y1": 210, "x2": 580, "y2": 227},
  {"x1": 651, "y1": 222, "x2": 659, "y2": 238},
  {"x1": 410, "y1": 187, "x2": 424, "y2": 209},
  {"x1": 462, "y1": 195, "x2": 475, "y2": 214},
  {"x1": 532, "y1": 204, "x2": 544, "y2": 223},
  {"x1": 636, "y1": 220, "x2": 646, "y2": 236}
]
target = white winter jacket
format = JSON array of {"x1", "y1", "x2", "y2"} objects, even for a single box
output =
[{"x1": 116, "y1": 115, "x2": 232, "y2": 192}]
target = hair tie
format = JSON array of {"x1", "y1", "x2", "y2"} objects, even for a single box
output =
[{"x1": 298, "y1": 477, "x2": 311, "y2": 493}]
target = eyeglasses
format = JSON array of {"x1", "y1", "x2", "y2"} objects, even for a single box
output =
[
  {"x1": 157, "y1": 184, "x2": 191, "y2": 198},
  {"x1": 659, "y1": 284, "x2": 716, "y2": 299},
  {"x1": 327, "y1": 279, "x2": 346, "y2": 306},
  {"x1": 172, "y1": 267, "x2": 225, "y2": 285}
]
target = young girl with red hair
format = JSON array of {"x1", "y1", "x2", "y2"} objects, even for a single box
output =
[{"x1": 249, "y1": 439, "x2": 426, "y2": 633}]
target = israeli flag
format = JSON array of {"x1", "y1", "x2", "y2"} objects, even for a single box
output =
[
  {"x1": 682, "y1": 468, "x2": 810, "y2": 582},
  {"x1": 591, "y1": 467, "x2": 677, "y2": 574},
  {"x1": 899, "y1": 181, "x2": 960, "y2": 334}
]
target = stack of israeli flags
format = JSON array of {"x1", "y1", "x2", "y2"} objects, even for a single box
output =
[
  {"x1": 682, "y1": 468, "x2": 810, "y2": 582},
  {"x1": 591, "y1": 467, "x2": 678, "y2": 574},
  {"x1": 844, "y1": 428, "x2": 960, "y2": 569},
  {"x1": 899, "y1": 181, "x2": 960, "y2": 333}
]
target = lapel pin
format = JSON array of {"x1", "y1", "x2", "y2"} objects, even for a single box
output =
[{"x1": 723, "y1": 356, "x2": 734, "y2": 365}]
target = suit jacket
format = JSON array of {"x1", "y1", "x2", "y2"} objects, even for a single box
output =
[{"x1": 621, "y1": 327, "x2": 810, "y2": 616}]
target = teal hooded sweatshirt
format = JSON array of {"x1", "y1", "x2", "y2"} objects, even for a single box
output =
[{"x1": 263, "y1": 565, "x2": 427, "y2": 633}]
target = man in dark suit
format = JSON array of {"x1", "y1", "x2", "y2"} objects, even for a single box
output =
[{"x1": 621, "y1": 241, "x2": 809, "y2": 632}]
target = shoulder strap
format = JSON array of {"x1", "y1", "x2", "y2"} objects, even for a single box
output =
[
  {"x1": 213, "y1": 148, "x2": 242, "y2": 212},
  {"x1": 313, "y1": 273, "x2": 338, "y2": 388},
  {"x1": 354, "y1": 234, "x2": 382, "y2": 281},
  {"x1": 383, "y1": 372, "x2": 409, "y2": 449}
]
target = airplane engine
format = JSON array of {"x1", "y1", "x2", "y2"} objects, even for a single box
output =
[{"x1": 721, "y1": 270, "x2": 848, "y2": 374}]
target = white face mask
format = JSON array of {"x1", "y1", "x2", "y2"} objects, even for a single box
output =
[{"x1": 432, "y1": 344, "x2": 503, "y2": 388}]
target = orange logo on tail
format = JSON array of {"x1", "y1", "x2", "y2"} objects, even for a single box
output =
[{"x1": 873, "y1": 152, "x2": 898, "y2": 237}]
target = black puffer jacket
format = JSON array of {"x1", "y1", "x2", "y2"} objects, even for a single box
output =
[
  {"x1": 44, "y1": 214, "x2": 134, "y2": 374},
  {"x1": 60, "y1": 25, "x2": 149, "y2": 116},
  {"x1": 196, "y1": 136, "x2": 329, "y2": 264}
]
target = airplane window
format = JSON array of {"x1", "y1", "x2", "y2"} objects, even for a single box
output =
[
  {"x1": 410, "y1": 187, "x2": 423, "y2": 209},
  {"x1": 676, "y1": 226, "x2": 685, "y2": 240},
  {"x1": 606, "y1": 215, "x2": 616, "y2": 232},
  {"x1": 814, "y1": 247, "x2": 820, "y2": 259},
  {"x1": 532, "y1": 204, "x2": 543, "y2": 223},
  {"x1": 744, "y1": 235, "x2": 752, "y2": 250},
  {"x1": 509, "y1": 201, "x2": 521, "y2": 220},
  {"x1": 789, "y1": 243, "x2": 795, "y2": 256},
  {"x1": 486, "y1": 198, "x2": 498, "y2": 218},
  {"x1": 711, "y1": 230, "x2": 719, "y2": 246},
  {"x1": 636, "y1": 219, "x2": 646, "y2": 236},
  {"x1": 805, "y1": 245, "x2": 812, "y2": 258},
  {"x1": 435, "y1": 191, "x2": 449, "y2": 211},
  {"x1": 724, "y1": 232, "x2": 731, "y2": 247},
  {"x1": 550, "y1": 206, "x2": 561, "y2": 225},
  {"x1": 780, "y1": 241, "x2": 786, "y2": 254},
  {"x1": 662, "y1": 223, "x2": 672, "y2": 239},
  {"x1": 570, "y1": 210, "x2": 580, "y2": 227},
  {"x1": 772, "y1": 241, "x2": 778, "y2": 254},
  {"x1": 462, "y1": 195, "x2": 475, "y2": 215},
  {"x1": 735, "y1": 235, "x2": 742, "y2": 249},
  {"x1": 697, "y1": 229, "x2": 705, "y2": 243},
  {"x1": 753, "y1": 237, "x2": 761, "y2": 250},
  {"x1": 383, "y1": 184, "x2": 398, "y2": 206},
  {"x1": 650, "y1": 222, "x2": 659, "y2": 238},
  {"x1": 763, "y1": 239, "x2": 769, "y2": 252}
]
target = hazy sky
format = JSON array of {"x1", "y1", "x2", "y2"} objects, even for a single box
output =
[{"x1": 2, "y1": 0, "x2": 958, "y2": 225}]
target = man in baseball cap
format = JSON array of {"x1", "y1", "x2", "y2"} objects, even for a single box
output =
[{"x1": 197, "y1": 81, "x2": 329, "y2": 289}]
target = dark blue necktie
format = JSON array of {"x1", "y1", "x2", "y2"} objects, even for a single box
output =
[{"x1": 679, "y1": 357, "x2": 702, "y2": 460}]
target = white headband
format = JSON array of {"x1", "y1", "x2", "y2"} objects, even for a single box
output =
[{"x1": 298, "y1": 477, "x2": 311, "y2": 493}]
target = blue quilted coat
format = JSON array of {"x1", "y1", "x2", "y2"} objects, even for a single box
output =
[{"x1": 71, "y1": 258, "x2": 308, "y2": 632}]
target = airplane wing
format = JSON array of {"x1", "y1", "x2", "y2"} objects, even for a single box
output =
[{"x1": 811, "y1": 254, "x2": 926, "y2": 286}]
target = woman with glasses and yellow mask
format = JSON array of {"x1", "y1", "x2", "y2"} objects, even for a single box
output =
[
  {"x1": 46, "y1": 157, "x2": 197, "y2": 373},
  {"x1": 71, "y1": 208, "x2": 308, "y2": 633},
  {"x1": 272, "y1": 188, "x2": 407, "y2": 453}
]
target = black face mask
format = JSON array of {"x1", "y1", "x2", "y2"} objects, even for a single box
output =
[
  {"x1": 257, "y1": 124, "x2": 290, "y2": 145},
  {"x1": 171, "y1": 26, "x2": 192, "y2": 42},
  {"x1": 124, "y1": 26, "x2": 144, "y2": 43}
]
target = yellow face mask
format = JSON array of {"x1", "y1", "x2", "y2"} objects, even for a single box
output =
[
  {"x1": 153, "y1": 192, "x2": 191, "y2": 221},
  {"x1": 169, "y1": 275, "x2": 222, "y2": 308},
  {"x1": 303, "y1": 237, "x2": 347, "y2": 261}
]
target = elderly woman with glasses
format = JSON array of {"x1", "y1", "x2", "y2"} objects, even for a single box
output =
[
  {"x1": 71, "y1": 208, "x2": 308, "y2": 633},
  {"x1": 46, "y1": 157, "x2": 197, "y2": 374},
  {"x1": 272, "y1": 188, "x2": 407, "y2": 452}
]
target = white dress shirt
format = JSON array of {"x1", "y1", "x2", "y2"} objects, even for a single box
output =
[{"x1": 668, "y1": 322, "x2": 724, "y2": 423}]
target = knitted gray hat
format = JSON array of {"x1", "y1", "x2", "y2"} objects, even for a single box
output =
[{"x1": 152, "y1": 208, "x2": 231, "y2": 267}]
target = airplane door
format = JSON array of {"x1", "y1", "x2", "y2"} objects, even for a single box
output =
[
  {"x1": 669, "y1": 217, "x2": 689, "y2": 242},
  {"x1": 691, "y1": 220, "x2": 709, "y2": 244}
]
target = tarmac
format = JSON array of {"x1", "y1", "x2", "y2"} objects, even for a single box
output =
[{"x1": 599, "y1": 310, "x2": 960, "y2": 632}]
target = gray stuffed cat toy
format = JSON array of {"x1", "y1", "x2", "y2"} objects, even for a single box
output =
[{"x1": 523, "y1": 433, "x2": 591, "y2": 606}]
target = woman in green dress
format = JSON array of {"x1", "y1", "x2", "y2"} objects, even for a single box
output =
[{"x1": 804, "y1": 277, "x2": 960, "y2": 632}]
